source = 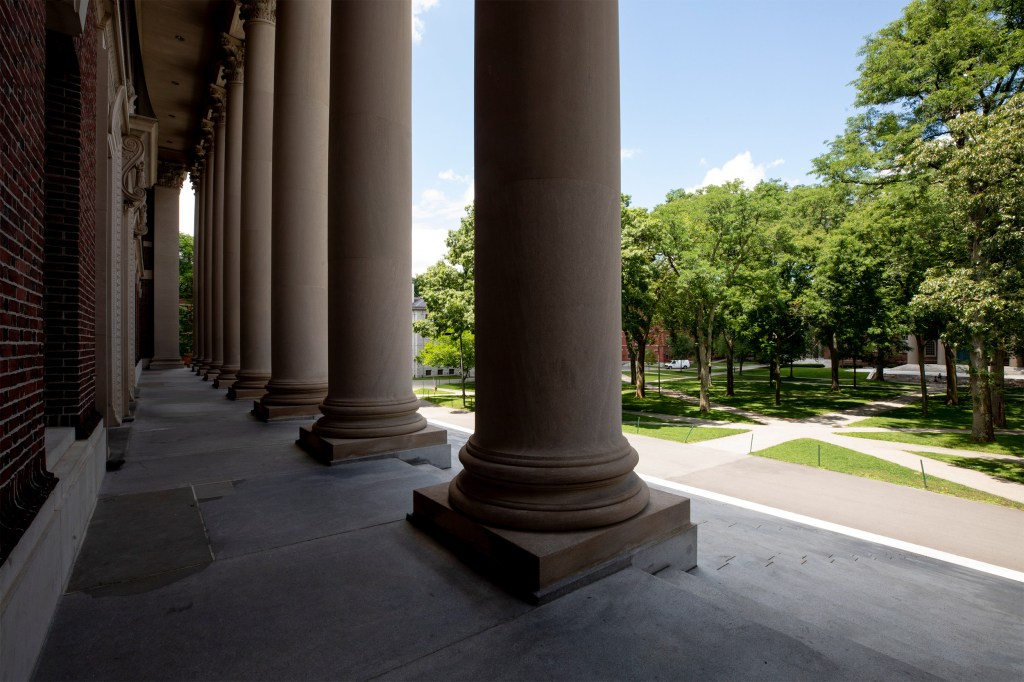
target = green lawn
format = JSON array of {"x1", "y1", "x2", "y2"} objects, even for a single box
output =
[
  {"x1": 842, "y1": 431, "x2": 1024, "y2": 456},
  {"x1": 849, "y1": 394, "x2": 1024, "y2": 430},
  {"x1": 621, "y1": 388, "x2": 757, "y2": 424},
  {"x1": 414, "y1": 389, "x2": 474, "y2": 410},
  {"x1": 739, "y1": 366, "x2": 860, "y2": 382},
  {"x1": 622, "y1": 423, "x2": 748, "y2": 444},
  {"x1": 913, "y1": 451, "x2": 1024, "y2": 486},
  {"x1": 656, "y1": 376, "x2": 913, "y2": 420},
  {"x1": 753, "y1": 439, "x2": 1024, "y2": 510}
]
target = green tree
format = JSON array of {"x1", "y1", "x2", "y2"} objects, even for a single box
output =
[
  {"x1": 816, "y1": 0, "x2": 1024, "y2": 441},
  {"x1": 178, "y1": 233, "x2": 194, "y2": 357},
  {"x1": 414, "y1": 205, "x2": 475, "y2": 406},
  {"x1": 657, "y1": 180, "x2": 783, "y2": 413},
  {"x1": 621, "y1": 195, "x2": 667, "y2": 398}
]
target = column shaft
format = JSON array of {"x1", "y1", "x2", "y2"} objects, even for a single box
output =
[
  {"x1": 451, "y1": 0, "x2": 646, "y2": 531},
  {"x1": 151, "y1": 172, "x2": 184, "y2": 367},
  {"x1": 215, "y1": 45, "x2": 245, "y2": 390},
  {"x1": 199, "y1": 155, "x2": 215, "y2": 373},
  {"x1": 231, "y1": 2, "x2": 276, "y2": 400},
  {"x1": 193, "y1": 172, "x2": 203, "y2": 369},
  {"x1": 205, "y1": 112, "x2": 227, "y2": 380},
  {"x1": 253, "y1": 0, "x2": 329, "y2": 420}
]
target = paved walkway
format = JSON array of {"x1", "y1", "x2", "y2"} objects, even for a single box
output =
[
  {"x1": 421, "y1": 386, "x2": 1024, "y2": 571},
  {"x1": 33, "y1": 367, "x2": 1024, "y2": 680}
]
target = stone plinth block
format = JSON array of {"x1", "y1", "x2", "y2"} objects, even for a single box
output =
[
  {"x1": 251, "y1": 401, "x2": 322, "y2": 422},
  {"x1": 227, "y1": 386, "x2": 267, "y2": 400},
  {"x1": 213, "y1": 376, "x2": 237, "y2": 390},
  {"x1": 148, "y1": 358, "x2": 182, "y2": 370},
  {"x1": 203, "y1": 369, "x2": 220, "y2": 382},
  {"x1": 408, "y1": 485, "x2": 697, "y2": 604},
  {"x1": 297, "y1": 424, "x2": 449, "y2": 468}
]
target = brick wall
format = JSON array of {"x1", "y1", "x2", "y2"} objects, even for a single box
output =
[
  {"x1": 0, "y1": 1, "x2": 57, "y2": 564},
  {"x1": 43, "y1": 17, "x2": 98, "y2": 437}
]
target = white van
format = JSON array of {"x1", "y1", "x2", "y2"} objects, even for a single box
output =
[{"x1": 664, "y1": 359, "x2": 690, "y2": 370}]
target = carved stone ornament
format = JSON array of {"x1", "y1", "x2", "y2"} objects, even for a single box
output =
[
  {"x1": 122, "y1": 134, "x2": 149, "y2": 272},
  {"x1": 157, "y1": 162, "x2": 187, "y2": 190},
  {"x1": 209, "y1": 85, "x2": 226, "y2": 117},
  {"x1": 239, "y1": 0, "x2": 276, "y2": 25},
  {"x1": 221, "y1": 34, "x2": 245, "y2": 83},
  {"x1": 201, "y1": 118, "x2": 215, "y2": 147}
]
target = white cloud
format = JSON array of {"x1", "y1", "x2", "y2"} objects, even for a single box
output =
[
  {"x1": 621, "y1": 148, "x2": 641, "y2": 160},
  {"x1": 689, "y1": 151, "x2": 786, "y2": 191},
  {"x1": 411, "y1": 169, "x2": 474, "y2": 274},
  {"x1": 412, "y1": 0, "x2": 440, "y2": 44},
  {"x1": 438, "y1": 168, "x2": 471, "y2": 183}
]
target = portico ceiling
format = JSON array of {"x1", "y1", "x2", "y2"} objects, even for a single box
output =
[{"x1": 134, "y1": 0, "x2": 238, "y2": 169}]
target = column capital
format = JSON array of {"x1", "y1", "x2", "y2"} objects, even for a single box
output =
[
  {"x1": 239, "y1": 0, "x2": 276, "y2": 25},
  {"x1": 221, "y1": 34, "x2": 245, "y2": 84},
  {"x1": 209, "y1": 84, "x2": 227, "y2": 120},
  {"x1": 157, "y1": 162, "x2": 187, "y2": 190}
]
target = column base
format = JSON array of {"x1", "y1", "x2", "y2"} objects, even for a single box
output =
[
  {"x1": 203, "y1": 369, "x2": 220, "y2": 382},
  {"x1": 148, "y1": 357, "x2": 182, "y2": 369},
  {"x1": 408, "y1": 485, "x2": 697, "y2": 604},
  {"x1": 251, "y1": 400, "x2": 322, "y2": 422},
  {"x1": 227, "y1": 386, "x2": 267, "y2": 400},
  {"x1": 297, "y1": 424, "x2": 449, "y2": 468},
  {"x1": 213, "y1": 375, "x2": 237, "y2": 389}
]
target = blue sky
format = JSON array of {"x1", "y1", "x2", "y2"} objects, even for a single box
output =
[{"x1": 182, "y1": 0, "x2": 911, "y2": 275}]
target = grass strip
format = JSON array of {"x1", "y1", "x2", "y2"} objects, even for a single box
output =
[
  {"x1": 841, "y1": 431, "x2": 1024, "y2": 457},
  {"x1": 753, "y1": 439, "x2": 1024, "y2": 511},
  {"x1": 623, "y1": 424, "x2": 748, "y2": 444},
  {"x1": 621, "y1": 388, "x2": 757, "y2": 424},
  {"x1": 848, "y1": 394, "x2": 1024, "y2": 430},
  {"x1": 912, "y1": 451, "x2": 1024, "y2": 486}
]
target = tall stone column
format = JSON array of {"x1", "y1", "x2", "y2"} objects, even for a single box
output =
[
  {"x1": 191, "y1": 159, "x2": 205, "y2": 370},
  {"x1": 150, "y1": 163, "x2": 186, "y2": 368},
  {"x1": 410, "y1": 0, "x2": 694, "y2": 601},
  {"x1": 230, "y1": 0, "x2": 276, "y2": 401},
  {"x1": 252, "y1": 0, "x2": 329, "y2": 420},
  {"x1": 215, "y1": 37, "x2": 245, "y2": 390},
  {"x1": 297, "y1": 0, "x2": 446, "y2": 465},
  {"x1": 205, "y1": 89, "x2": 227, "y2": 381},
  {"x1": 198, "y1": 133, "x2": 216, "y2": 374}
]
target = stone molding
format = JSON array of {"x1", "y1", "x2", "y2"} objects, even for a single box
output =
[
  {"x1": 239, "y1": 0, "x2": 276, "y2": 25},
  {"x1": 221, "y1": 34, "x2": 245, "y2": 83}
]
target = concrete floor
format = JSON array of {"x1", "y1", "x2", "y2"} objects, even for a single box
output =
[{"x1": 33, "y1": 368, "x2": 1024, "y2": 680}]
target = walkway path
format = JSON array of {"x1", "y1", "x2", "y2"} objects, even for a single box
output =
[{"x1": 420, "y1": 387, "x2": 1024, "y2": 571}]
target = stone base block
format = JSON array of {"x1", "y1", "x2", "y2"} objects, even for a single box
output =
[
  {"x1": 408, "y1": 485, "x2": 697, "y2": 604},
  {"x1": 297, "y1": 424, "x2": 450, "y2": 468},
  {"x1": 227, "y1": 386, "x2": 266, "y2": 400},
  {"x1": 148, "y1": 358, "x2": 182, "y2": 370},
  {"x1": 202, "y1": 369, "x2": 220, "y2": 382},
  {"x1": 213, "y1": 376, "x2": 236, "y2": 390},
  {"x1": 251, "y1": 401, "x2": 322, "y2": 422}
]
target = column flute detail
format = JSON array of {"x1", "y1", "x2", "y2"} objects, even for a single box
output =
[
  {"x1": 230, "y1": 0, "x2": 276, "y2": 400},
  {"x1": 150, "y1": 163, "x2": 186, "y2": 368},
  {"x1": 205, "y1": 87, "x2": 227, "y2": 381},
  {"x1": 252, "y1": 0, "x2": 329, "y2": 420}
]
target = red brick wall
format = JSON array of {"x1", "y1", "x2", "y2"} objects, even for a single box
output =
[
  {"x1": 0, "y1": 1, "x2": 57, "y2": 564},
  {"x1": 43, "y1": 15, "x2": 98, "y2": 436}
]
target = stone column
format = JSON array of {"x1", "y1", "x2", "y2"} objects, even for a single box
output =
[
  {"x1": 410, "y1": 0, "x2": 694, "y2": 601},
  {"x1": 252, "y1": 0, "x2": 329, "y2": 420},
  {"x1": 296, "y1": 0, "x2": 446, "y2": 465},
  {"x1": 205, "y1": 89, "x2": 227, "y2": 381},
  {"x1": 191, "y1": 160, "x2": 204, "y2": 370},
  {"x1": 230, "y1": 0, "x2": 276, "y2": 401},
  {"x1": 198, "y1": 133, "x2": 216, "y2": 374},
  {"x1": 215, "y1": 37, "x2": 245, "y2": 390},
  {"x1": 150, "y1": 163, "x2": 186, "y2": 368}
]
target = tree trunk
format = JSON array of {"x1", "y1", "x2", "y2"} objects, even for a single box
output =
[
  {"x1": 991, "y1": 345, "x2": 1006, "y2": 428},
  {"x1": 852, "y1": 356, "x2": 858, "y2": 388},
  {"x1": 635, "y1": 337, "x2": 647, "y2": 399},
  {"x1": 627, "y1": 346, "x2": 636, "y2": 387},
  {"x1": 828, "y1": 333, "x2": 840, "y2": 392},
  {"x1": 874, "y1": 349, "x2": 885, "y2": 382},
  {"x1": 943, "y1": 343, "x2": 959, "y2": 406},
  {"x1": 914, "y1": 333, "x2": 928, "y2": 417},
  {"x1": 968, "y1": 334, "x2": 994, "y2": 442},
  {"x1": 773, "y1": 344, "x2": 782, "y2": 406},
  {"x1": 459, "y1": 334, "x2": 467, "y2": 408},
  {"x1": 725, "y1": 336, "x2": 735, "y2": 397},
  {"x1": 698, "y1": 334, "x2": 712, "y2": 413}
]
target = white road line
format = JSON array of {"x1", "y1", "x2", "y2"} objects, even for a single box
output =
[{"x1": 642, "y1": 474, "x2": 1024, "y2": 584}]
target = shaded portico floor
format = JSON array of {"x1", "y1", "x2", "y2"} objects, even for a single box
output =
[{"x1": 33, "y1": 368, "x2": 1024, "y2": 680}]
